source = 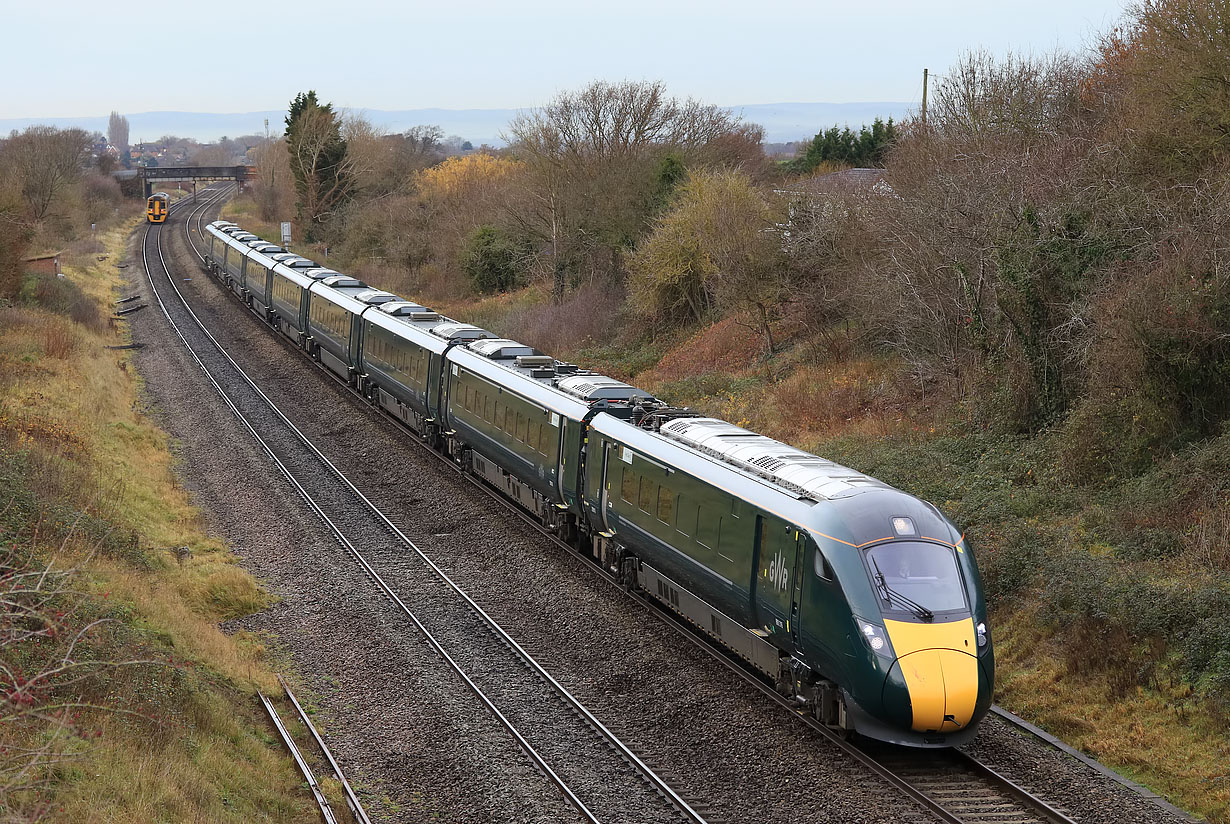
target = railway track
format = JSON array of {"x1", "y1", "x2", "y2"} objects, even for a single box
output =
[
  {"x1": 152, "y1": 189, "x2": 1174, "y2": 824},
  {"x1": 141, "y1": 189, "x2": 711, "y2": 824}
]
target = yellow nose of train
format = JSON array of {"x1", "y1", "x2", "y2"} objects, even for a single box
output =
[{"x1": 884, "y1": 618, "x2": 980, "y2": 732}]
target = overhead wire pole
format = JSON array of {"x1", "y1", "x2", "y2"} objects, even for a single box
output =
[{"x1": 921, "y1": 68, "x2": 929, "y2": 129}]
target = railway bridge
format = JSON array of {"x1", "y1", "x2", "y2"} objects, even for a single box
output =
[{"x1": 138, "y1": 165, "x2": 256, "y2": 197}]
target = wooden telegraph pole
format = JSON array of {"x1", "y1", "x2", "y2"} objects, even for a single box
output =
[{"x1": 921, "y1": 68, "x2": 929, "y2": 129}]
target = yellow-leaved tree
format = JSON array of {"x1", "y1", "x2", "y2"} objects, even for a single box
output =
[{"x1": 629, "y1": 169, "x2": 786, "y2": 356}]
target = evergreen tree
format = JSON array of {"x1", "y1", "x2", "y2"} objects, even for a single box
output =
[
  {"x1": 284, "y1": 90, "x2": 351, "y2": 241},
  {"x1": 792, "y1": 117, "x2": 898, "y2": 174}
]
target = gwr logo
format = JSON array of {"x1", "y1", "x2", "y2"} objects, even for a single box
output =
[{"x1": 767, "y1": 549, "x2": 788, "y2": 593}]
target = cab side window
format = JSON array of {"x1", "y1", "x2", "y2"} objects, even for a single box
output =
[{"x1": 814, "y1": 548, "x2": 835, "y2": 581}]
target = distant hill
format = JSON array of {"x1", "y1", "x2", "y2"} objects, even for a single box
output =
[{"x1": 0, "y1": 102, "x2": 913, "y2": 147}]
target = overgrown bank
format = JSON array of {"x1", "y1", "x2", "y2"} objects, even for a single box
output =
[{"x1": 0, "y1": 214, "x2": 319, "y2": 822}]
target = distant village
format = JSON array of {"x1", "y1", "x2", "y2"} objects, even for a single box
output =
[{"x1": 89, "y1": 133, "x2": 262, "y2": 168}]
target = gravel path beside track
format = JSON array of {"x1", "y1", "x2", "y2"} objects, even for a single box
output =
[{"x1": 121, "y1": 198, "x2": 1198, "y2": 824}]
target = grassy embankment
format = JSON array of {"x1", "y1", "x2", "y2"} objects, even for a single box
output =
[{"x1": 0, "y1": 210, "x2": 340, "y2": 822}]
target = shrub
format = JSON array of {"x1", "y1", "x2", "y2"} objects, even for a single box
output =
[
  {"x1": 1052, "y1": 392, "x2": 1174, "y2": 484},
  {"x1": 500, "y1": 282, "x2": 624, "y2": 356},
  {"x1": 461, "y1": 225, "x2": 530, "y2": 293},
  {"x1": 19, "y1": 271, "x2": 103, "y2": 331}
]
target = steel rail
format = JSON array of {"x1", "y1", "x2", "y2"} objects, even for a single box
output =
[
  {"x1": 259, "y1": 691, "x2": 340, "y2": 824},
  {"x1": 148, "y1": 190, "x2": 708, "y2": 824},
  {"x1": 278, "y1": 675, "x2": 373, "y2": 824}
]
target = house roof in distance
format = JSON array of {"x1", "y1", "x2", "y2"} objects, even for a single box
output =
[{"x1": 780, "y1": 167, "x2": 892, "y2": 197}]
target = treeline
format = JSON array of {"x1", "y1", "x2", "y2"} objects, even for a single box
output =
[
  {"x1": 0, "y1": 126, "x2": 129, "y2": 300},
  {"x1": 789, "y1": 117, "x2": 897, "y2": 173},
  {"x1": 262, "y1": 80, "x2": 770, "y2": 296}
]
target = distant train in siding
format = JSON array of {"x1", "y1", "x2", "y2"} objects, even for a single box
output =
[
  {"x1": 202, "y1": 218, "x2": 995, "y2": 748},
  {"x1": 146, "y1": 192, "x2": 170, "y2": 224}
]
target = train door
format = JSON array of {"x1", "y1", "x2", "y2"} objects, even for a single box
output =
[
  {"x1": 754, "y1": 515, "x2": 800, "y2": 651},
  {"x1": 557, "y1": 417, "x2": 572, "y2": 502},
  {"x1": 348, "y1": 312, "x2": 364, "y2": 377},
  {"x1": 598, "y1": 440, "x2": 613, "y2": 531},
  {"x1": 788, "y1": 529, "x2": 806, "y2": 646}
]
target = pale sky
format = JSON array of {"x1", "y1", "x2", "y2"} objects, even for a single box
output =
[{"x1": 3, "y1": 0, "x2": 1130, "y2": 118}]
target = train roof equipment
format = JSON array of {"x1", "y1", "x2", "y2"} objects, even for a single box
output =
[
  {"x1": 430, "y1": 322, "x2": 494, "y2": 342},
  {"x1": 270, "y1": 255, "x2": 317, "y2": 270},
  {"x1": 302, "y1": 268, "x2": 342, "y2": 280},
  {"x1": 377, "y1": 300, "x2": 429, "y2": 316},
  {"x1": 467, "y1": 339, "x2": 539, "y2": 359},
  {"x1": 555, "y1": 375, "x2": 655, "y2": 404},
  {"x1": 354, "y1": 289, "x2": 399, "y2": 305},
  {"x1": 657, "y1": 417, "x2": 888, "y2": 502}
]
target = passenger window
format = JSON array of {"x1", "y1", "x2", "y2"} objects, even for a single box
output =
[
  {"x1": 656, "y1": 487, "x2": 674, "y2": 524},
  {"x1": 494, "y1": 402, "x2": 502, "y2": 428},
  {"x1": 484, "y1": 396, "x2": 492, "y2": 422},
  {"x1": 676, "y1": 496, "x2": 695, "y2": 536},
  {"x1": 638, "y1": 476, "x2": 654, "y2": 513},
  {"x1": 697, "y1": 506, "x2": 721, "y2": 549},
  {"x1": 621, "y1": 468, "x2": 637, "y2": 504}
]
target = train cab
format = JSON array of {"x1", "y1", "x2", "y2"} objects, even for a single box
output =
[{"x1": 146, "y1": 192, "x2": 170, "y2": 224}]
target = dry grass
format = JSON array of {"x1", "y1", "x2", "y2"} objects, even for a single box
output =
[
  {"x1": 638, "y1": 318, "x2": 928, "y2": 446},
  {"x1": 1184, "y1": 499, "x2": 1230, "y2": 574},
  {"x1": 0, "y1": 218, "x2": 315, "y2": 821},
  {"x1": 639, "y1": 315, "x2": 763, "y2": 385},
  {"x1": 994, "y1": 607, "x2": 1230, "y2": 823},
  {"x1": 40, "y1": 316, "x2": 78, "y2": 359}
]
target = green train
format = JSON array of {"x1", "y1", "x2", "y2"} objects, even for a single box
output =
[{"x1": 206, "y1": 219, "x2": 994, "y2": 747}]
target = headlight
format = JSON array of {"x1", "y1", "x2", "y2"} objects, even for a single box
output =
[
  {"x1": 856, "y1": 618, "x2": 894, "y2": 658},
  {"x1": 976, "y1": 622, "x2": 988, "y2": 649}
]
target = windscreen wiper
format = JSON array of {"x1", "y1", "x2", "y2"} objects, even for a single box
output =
[{"x1": 872, "y1": 558, "x2": 934, "y2": 623}]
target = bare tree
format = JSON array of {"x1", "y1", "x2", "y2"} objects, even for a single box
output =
[
  {"x1": 404, "y1": 124, "x2": 444, "y2": 158},
  {"x1": 0, "y1": 126, "x2": 91, "y2": 221},
  {"x1": 340, "y1": 114, "x2": 388, "y2": 198},
  {"x1": 508, "y1": 80, "x2": 765, "y2": 301},
  {"x1": 106, "y1": 112, "x2": 129, "y2": 156},
  {"x1": 928, "y1": 49, "x2": 1088, "y2": 142},
  {"x1": 249, "y1": 138, "x2": 293, "y2": 223}
]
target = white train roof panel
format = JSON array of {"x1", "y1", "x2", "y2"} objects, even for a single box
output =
[{"x1": 658, "y1": 417, "x2": 886, "y2": 502}]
